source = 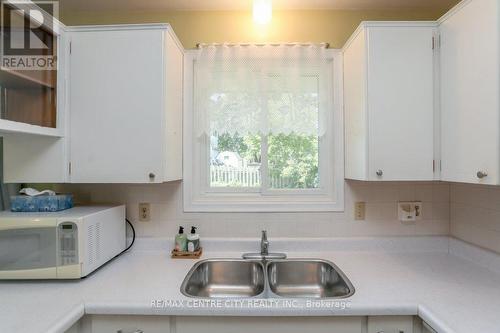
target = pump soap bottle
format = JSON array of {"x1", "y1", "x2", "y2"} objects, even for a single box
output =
[
  {"x1": 187, "y1": 226, "x2": 200, "y2": 252},
  {"x1": 175, "y1": 226, "x2": 187, "y2": 251}
]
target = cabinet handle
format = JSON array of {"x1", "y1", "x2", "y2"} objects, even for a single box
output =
[
  {"x1": 117, "y1": 330, "x2": 143, "y2": 333},
  {"x1": 477, "y1": 171, "x2": 488, "y2": 179},
  {"x1": 149, "y1": 172, "x2": 156, "y2": 180},
  {"x1": 376, "y1": 170, "x2": 383, "y2": 177}
]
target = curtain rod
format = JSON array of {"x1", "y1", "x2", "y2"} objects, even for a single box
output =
[{"x1": 196, "y1": 42, "x2": 330, "y2": 49}]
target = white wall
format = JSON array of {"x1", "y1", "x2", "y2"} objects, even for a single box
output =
[
  {"x1": 450, "y1": 184, "x2": 500, "y2": 254},
  {"x1": 56, "y1": 181, "x2": 450, "y2": 238}
]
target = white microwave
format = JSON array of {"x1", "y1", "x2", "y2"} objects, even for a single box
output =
[{"x1": 0, "y1": 205, "x2": 126, "y2": 279}]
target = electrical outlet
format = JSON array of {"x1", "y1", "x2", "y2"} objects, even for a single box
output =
[
  {"x1": 398, "y1": 201, "x2": 423, "y2": 222},
  {"x1": 139, "y1": 203, "x2": 150, "y2": 222},
  {"x1": 415, "y1": 202, "x2": 423, "y2": 220},
  {"x1": 354, "y1": 202, "x2": 365, "y2": 220}
]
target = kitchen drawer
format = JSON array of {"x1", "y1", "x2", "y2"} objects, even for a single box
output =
[
  {"x1": 175, "y1": 316, "x2": 364, "y2": 333},
  {"x1": 368, "y1": 316, "x2": 414, "y2": 333},
  {"x1": 88, "y1": 315, "x2": 171, "y2": 333}
]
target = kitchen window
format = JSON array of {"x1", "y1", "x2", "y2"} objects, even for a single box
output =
[{"x1": 184, "y1": 44, "x2": 344, "y2": 212}]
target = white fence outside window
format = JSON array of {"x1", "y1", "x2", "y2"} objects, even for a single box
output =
[{"x1": 210, "y1": 165, "x2": 293, "y2": 188}]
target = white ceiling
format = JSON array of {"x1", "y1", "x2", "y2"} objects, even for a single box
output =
[{"x1": 59, "y1": 0, "x2": 459, "y2": 12}]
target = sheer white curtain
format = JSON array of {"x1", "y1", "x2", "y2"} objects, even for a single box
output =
[{"x1": 193, "y1": 43, "x2": 331, "y2": 138}]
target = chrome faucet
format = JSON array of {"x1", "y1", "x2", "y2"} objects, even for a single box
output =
[
  {"x1": 242, "y1": 230, "x2": 286, "y2": 260},
  {"x1": 261, "y1": 230, "x2": 269, "y2": 255}
]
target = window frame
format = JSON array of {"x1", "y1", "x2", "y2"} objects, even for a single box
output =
[{"x1": 183, "y1": 48, "x2": 344, "y2": 212}]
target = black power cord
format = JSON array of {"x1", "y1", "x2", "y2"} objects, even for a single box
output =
[
  {"x1": 114, "y1": 218, "x2": 136, "y2": 259},
  {"x1": 124, "y1": 218, "x2": 136, "y2": 252}
]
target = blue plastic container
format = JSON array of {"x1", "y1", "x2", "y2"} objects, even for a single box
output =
[{"x1": 10, "y1": 195, "x2": 74, "y2": 212}]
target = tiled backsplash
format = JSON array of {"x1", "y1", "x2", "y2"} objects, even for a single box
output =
[
  {"x1": 56, "y1": 181, "x2": 450, "y2": 238},
  {"x1": 451, "y1": 184, "x2": 500, "y2": 254}
]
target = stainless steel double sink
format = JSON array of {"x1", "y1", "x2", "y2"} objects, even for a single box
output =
[{"x1": 180, "y1": 259, "x2": 355, "y2": 299}]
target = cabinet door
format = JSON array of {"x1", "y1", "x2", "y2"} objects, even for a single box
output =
[
  {"x1": 69, "y1": 29, "x2": 165, "y2": 183},
  {"x1": 3, "y1": 135, "x2": 67, "y2": 183},
  {"x1": 3, "y1": 23, "x2": 68, "y2": 183},
  {"x1": 0, "y1": 5, "x2": 58, "y2": 129},
  {"x1": 344, "y1": 28, "x2": 368, "y2": 180},
  {"x1": 367, "y1": 26, "x2": 435, "y2": 181},
  {"x1": 175, "y1": 316, "x2": 364, "y2": 333},
  {"x1": 368, "y1": 316, "x2": 414, "y2": 333},
  {"x1": 440, "y1": 0, "x2": 500, "y2": 185}
]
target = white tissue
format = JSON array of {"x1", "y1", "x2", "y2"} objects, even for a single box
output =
[{"x1": 19, "y1": 188, "x2": 56, "y2": 197}]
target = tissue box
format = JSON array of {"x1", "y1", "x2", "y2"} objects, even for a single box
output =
[{"x1": 10, "y1": 195, "x2": 74, "y2": 212}]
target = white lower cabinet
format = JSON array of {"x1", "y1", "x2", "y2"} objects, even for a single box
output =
[
  {"x1": 421, "y1": 321, "x2": 438, "y2": 333},
  {"x1": 68, "y1": 315, "x2": 432, "y2": 333},
  {"x1": 367, "y1": 316, "x2": 415, "y2": 333},
  {"x1": 83, "y1": 315, "x2": 171, "y2": 333},
  {"x1": 64, "y1": 319, "x2": 82, "y2": 333},
  {"x1": 175, "y1": 316, "x2": 364, "y2": 333}
]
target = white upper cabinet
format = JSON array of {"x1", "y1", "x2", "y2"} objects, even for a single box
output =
[
  {"x1": 2, "y1": 2, "x2": 70, "y2": 183},
  {"x1": 68, "y1": 24, "x2": 183, "y2": 183},
  {"x1": 439, "y1": 0, "x2": 500, "y2": 185},
  {"x1": 344, "y1": 22, "x2": 437, "y2": 181},
  {"x1": 0, "y1": 3, "x2": 65, "y2": 137}
]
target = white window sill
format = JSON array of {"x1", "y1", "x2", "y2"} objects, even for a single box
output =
[{"x1": 184, "y1": 193, "x2": 344, "y2": 212}]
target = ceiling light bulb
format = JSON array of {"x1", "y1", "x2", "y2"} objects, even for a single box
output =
[{"x1": 253, "y1": 0, "x2": 272, "y2": 25}]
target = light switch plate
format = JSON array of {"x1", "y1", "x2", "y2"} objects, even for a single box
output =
[
  {"x1": 139, "y1": 203, "x2": 150, "y2": 222},
  {"x1": 354, "y1": 202, "x2": 366, "y2": 220}
]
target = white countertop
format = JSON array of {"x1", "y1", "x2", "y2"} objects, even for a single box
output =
[{"x1": 1, "y1": 236, "x2": 500, "y2": 333}]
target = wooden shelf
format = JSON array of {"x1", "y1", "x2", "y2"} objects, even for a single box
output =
[{"x1": 0, "y1": 66, "x2": 56, "y2": 89}]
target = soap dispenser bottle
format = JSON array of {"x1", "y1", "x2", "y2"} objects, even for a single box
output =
[
  {"x1": 175, "y1": 226, "x2": 187, "y2": 251},
  {"x1": 187, "y1": 226, "x2": 200, "y2": 252}
]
